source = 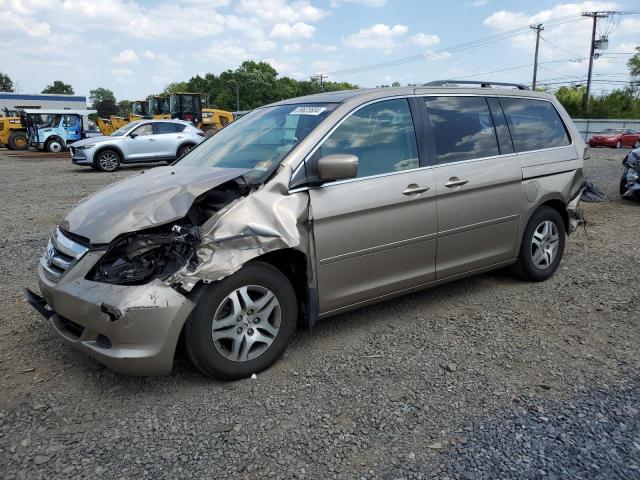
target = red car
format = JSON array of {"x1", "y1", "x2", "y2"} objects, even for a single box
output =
[{"x1": 588, "y1": 128, "x2": 640, "y2": 149}]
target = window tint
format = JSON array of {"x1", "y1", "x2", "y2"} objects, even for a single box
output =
[
  {"x1": 486, "y1": 97, "x2": 514, "y2": 155},
  {"x1": 155, "y1": 122, "x2": 184, "y2": 134},
  {"x1": 499, "y1": 98, "x2": 570, "y2": 152},
  {"x1": 425, "y1": 96, "x2": 499, "y2": 164},
  {"x1": 132, "y1": 124, "x2": 153, "y2": 137},
  {"x1": 319, "y1": 99, "x2": 419, "y2": 178}
]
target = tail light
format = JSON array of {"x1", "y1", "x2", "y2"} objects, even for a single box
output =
[{"x1": 197, "y1": 130, "x2": 204, "y2": 137}]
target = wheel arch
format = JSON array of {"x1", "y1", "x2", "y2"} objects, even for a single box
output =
[
  {"x1": 176, "y1": 141, "x2": 196, "y2": 158},
  {"x1": 46, "y1": 135, "x2": 66, "y2": 148},
  {"x1": 94, "y1": 144, "x2": 124, "y2": 162}
]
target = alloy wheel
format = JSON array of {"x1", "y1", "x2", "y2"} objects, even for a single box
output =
[
  {"x1": 48, "y1": 141, "x2": 62, "y2": 153},
  {"x1": 531, "y1": 220, "x2": 559, "y2": 269},
  {"x1": 98, "y1": 152, "x2": 119, "y2": 171},
  {"x1": 211, "y1": 285, "x2": 281, "y2": 362}
]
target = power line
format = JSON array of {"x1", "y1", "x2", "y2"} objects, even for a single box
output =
[
  {"x1": 319, "y1": 13, "x2": 585, "y2": 77},
  {"x1": 539, "y1": 36, "x2": 586, "y2": 61}
]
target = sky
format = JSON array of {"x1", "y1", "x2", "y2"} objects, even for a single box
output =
[{"x1": 0, "y1": 0, "x2": 638, "y2": 101}]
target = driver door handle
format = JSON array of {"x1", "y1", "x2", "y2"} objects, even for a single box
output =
[
  {"x1": 444, "y1": 177, "x2": 469, "y2": 188},
  {"x1": 402, "y1": 184, "x2": 430, "y2": 196},
  {"x1": 148, "y1": 138, "x2": 156, "y2": 141}
]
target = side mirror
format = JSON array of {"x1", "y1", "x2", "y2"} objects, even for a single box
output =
[
  {"x1": 129, "y1": 133, "x2": 138, "y2": 139},
  {"x1": 317, "y1": 154, "x2": 358, "y2": 182}
]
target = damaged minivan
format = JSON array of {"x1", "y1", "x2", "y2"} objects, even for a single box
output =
[{"x1": 24, "y1": 81, "x2": 586, "y2": 379}]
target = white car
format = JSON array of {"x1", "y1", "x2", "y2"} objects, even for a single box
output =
[{"x1": 70, "y1": 119, "x2": 205, "y2": 172}]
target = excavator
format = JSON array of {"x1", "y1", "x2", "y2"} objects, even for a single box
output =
[{"x1": 96, "y1": 93, "x2": 233, "y2": 136}]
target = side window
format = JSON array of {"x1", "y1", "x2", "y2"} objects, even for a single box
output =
[
  {"x1": 499, "y1": 98, "x2": 570, "y2": 152},
  {"x1": 132, "y1": 124, "x2": 153, "y2": 137},
  {"x1": 486, "y1": 97, "x2": 514, "y2": 155},
  {"x1": 424, "y1": 96, "x2": 499, "y2": 164},
  {"x1": 63, "y1": 115, "x2": 78, "y2": 127},
  {"x1": 319, "y1": 99, "x2": 419, "y2": 178},
  {"x1": 155, "y1": 122, "x2": 181, "y2": 134}
]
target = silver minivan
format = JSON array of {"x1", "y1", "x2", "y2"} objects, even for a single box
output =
[{"x1": 25, "y1": 82, "x2": 586, "y2": 379}]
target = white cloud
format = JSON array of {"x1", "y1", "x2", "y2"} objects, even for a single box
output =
[
  {"x1": 344, "y1": 24, "x2": 409, "y2": 53},
  {"x1": 331, "y1": 0, "x2": 387, "y2": 6},
  {"x1": 283, "y1": 43, "x2": 303, "y2": 53},
  {"x1": 410, "y1": 33, "x2": 440, "y2": 47},
  {"x1": 312, "y1": 59, "x2": 341, "y2": 73},
  {"x1": 110, "y1": 68, "x2": 134, "y2": 77},
  {"x1": 236, "y1": 0, "x2": 328, "y2": 24},
  {"x1": 112, "y1": 49, "x2": 139, "y2": 64},
  {"x1": 269, "y1": 22, "x2": 316, "y2": 39},
  {"x1": 471, "y1": 0, "x2": 488, "y2": 6}
]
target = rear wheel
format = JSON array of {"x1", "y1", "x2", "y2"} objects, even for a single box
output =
[
  {"x1": 513, "y1": 206, "x2": 566, "y2": 282},
  {"x1": 8, "y1": 131, "x2": 28, "y2": 150},
  {"x1": 94, "y1": 149, "x2": 121, "y2": 172},
  {"x1": 185, "y1": 262, "x2": 297, "y2": 380},
  {"x1": 177, "y1": 144, "x2": 194, "y2": 158},
  {"x1": 45, "y1": 138, "x2": 63, "y2": 153}
]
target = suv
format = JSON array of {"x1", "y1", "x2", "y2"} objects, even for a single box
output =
[
  {"x1": 24, "y1": 81, "x2": 586, "y2": 379},
  {"x1": 69, "y1": 119, "x2": 204, "y2": 172}
]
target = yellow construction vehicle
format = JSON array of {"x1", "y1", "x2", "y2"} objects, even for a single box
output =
[
  {"x1": 0, "y1": 115, "x2": 28, "y2": 150},
  {"x1": 95, "y1": 93, "x2": 234, "y2": 136}
]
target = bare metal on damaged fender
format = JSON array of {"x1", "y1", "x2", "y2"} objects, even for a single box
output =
[{"x1": 168, "y1": 164, "x2": 312, "y2": 291}]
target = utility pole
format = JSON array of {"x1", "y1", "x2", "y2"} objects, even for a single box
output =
[
  {"x1": 530, "y1": 24, "x2": 543, "y2": 90},
  {"x1": 315, "y1": 74, "x2": 326, "y2": 92},
  {"x1": 581, "y1": 11, "x2": 611, "y2": 113}
]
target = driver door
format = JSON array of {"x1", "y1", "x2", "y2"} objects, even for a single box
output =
[{"x1": 123, "y1": 123, "x2": 156, "y2": 161}]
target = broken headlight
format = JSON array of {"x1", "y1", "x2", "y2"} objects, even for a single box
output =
[{"x1": 89, "y1": 226, "x2": 200, "y2": 285}]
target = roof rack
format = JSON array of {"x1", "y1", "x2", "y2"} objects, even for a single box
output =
[{"x1": 423, "y1": 80, "x2": 529, "y2": 90}]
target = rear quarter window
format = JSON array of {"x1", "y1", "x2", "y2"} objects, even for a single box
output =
[{"x1": 499, "y1": 97, "x2": 570, "y2": 152}]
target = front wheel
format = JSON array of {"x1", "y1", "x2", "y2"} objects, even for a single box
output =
[
  {"x1": 94, "y1": 149, "x2": 121, "y2": 172},
  {"x1": 8, "y1": 131, "x2": 28, "y2": 150},
  {"x1": 45, "y1": 138, "x2": 63, "y2": 153},
  {"x1": 615, "y1": 140, "x2": 622, "y2": 149},
  {"x1": 185, "y1": 262, "x2": 298, "y2": 380},
  {"x1": 513, "y1": 206, "x2": 566, "y2": 282},
  {"x1": 634, "y1": 140, "x2": 640, "y2": 149}
]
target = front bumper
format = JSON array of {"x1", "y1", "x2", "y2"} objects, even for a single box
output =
[
  {"x1": 70, "y1": 147, "x2": 95, "y2": 165},
  {"x1": 25, "y1": 249, "x2": 195, "y2": 376}
]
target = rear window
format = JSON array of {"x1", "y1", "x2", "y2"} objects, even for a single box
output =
[
  {"x1": 424, "y1": 96, "x2": 500, "y2": 164},
  {"x1": 155, "y1": 122, "x2": 185, "y2": 134},
  {"x1": 499, "y1": 98, "x2": 570, "y2": 152}
]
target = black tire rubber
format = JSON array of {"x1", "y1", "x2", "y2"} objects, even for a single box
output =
[
  {"x1": 177, "y1": 144, "x2": 194, "y2": 158},
  {"x1": 512, "y1": 206, "x2": 566, "y2": 282},
  {"x1": 185, "y1": 261, "x2": 298, "y2": 380},
  {"x1": 45, "y1": 138, "x2": 63, "y2": 153},
  {"x1": 8, "y1": 131, "x2": 28, "y2": 151},
  {"x1": 620, "y1": 176, "x2": 629, "y2": 198},
  {"x1": 94, "y1": 149, "x2": 121, "y2": 172}
]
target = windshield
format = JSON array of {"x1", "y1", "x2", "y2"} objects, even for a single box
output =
[
  {"x1": 111, "y1": 121, "x2": 140, "y2": 136},
  {"x1": 176, "y1": 103, "x2": 336, "y2": 183}
]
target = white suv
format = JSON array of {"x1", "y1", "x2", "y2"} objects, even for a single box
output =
[{"x1": 70, "y1": 119, "x2": 204, "y2": 172}]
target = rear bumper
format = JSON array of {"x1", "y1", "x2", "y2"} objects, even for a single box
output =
[{"x1": 25, "y1": 251, "x2": 195, "y2": 376}]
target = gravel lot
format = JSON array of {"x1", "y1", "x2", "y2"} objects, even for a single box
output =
[{"x1": 0, "y1": 147, "x2": 638, "y2": 479}]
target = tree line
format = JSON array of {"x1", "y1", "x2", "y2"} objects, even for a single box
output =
[{"x1": 1, "y1": 46, "x2": 638, "y2": 119}]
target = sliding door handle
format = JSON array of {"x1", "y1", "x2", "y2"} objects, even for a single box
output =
[
  {"x1": 444, "y1": 177, "x2": 469, "y2": 188},
  {"x1": 402, "y1": 184, "x2": 430, "y2": 196}
]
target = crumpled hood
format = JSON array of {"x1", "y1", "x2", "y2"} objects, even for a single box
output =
[{"x1": 59, "y1": 166, "x2": 250, "y2": 244}]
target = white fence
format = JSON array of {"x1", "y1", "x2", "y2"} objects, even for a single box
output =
[{"x1": 572, "y1": 118, "x2": 640, "y2": 141}]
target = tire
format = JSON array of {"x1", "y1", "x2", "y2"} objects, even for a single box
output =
[
  {"x1": 94, "y1": 149, "x2": 121, "y2": 172},
  {"x1": 8, "y1": 131, "x2": 28, "y2": 151},
  {"x1": 513, "y1": 206, "x2": 566, "y2": 282},
  {"x1": 634, "y1": 140, "x2": 639, "y2": 149},
  {"x1": 177, "y1": 144, "x2": 194, "y2": 158},
  {"x1": 185, "y1": 261, "x2": 297, "y2": 380},
  {"x1": 615, "y1": 140, "x2": 621, "y2": 149},
  {"x1": 45, "y1": 138, "x2": 63, "y2": 153}
]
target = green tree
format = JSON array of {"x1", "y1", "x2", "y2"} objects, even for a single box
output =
[
  {"x1": 160, "y1": 81, "x2": 191, "y2": 96},
  {"x1": 627, "y1": 45, "x2": 640, "y2": 78},
  {"x1": 89, "y1": 87, "x2": 118, "y2": 118},
  {"x1": 118, "y1": 99, "x2": 132, "y2": 117},
  {"x1": 41, "y1": 80, "x2": 74, "y2": 94},
  {"x1": 554, "y1": 86, "x2": 585, "y2": 117},
  {"x1": 0, "y1": 72, "x2": 13, "y2": 92}
]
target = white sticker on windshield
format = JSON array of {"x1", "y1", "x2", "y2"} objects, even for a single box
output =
[{"x1": 289, "y1": 106, "x2": 327, "y2": 116}]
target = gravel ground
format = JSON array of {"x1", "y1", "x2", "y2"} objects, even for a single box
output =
[{"x1": 0, "y1": 147, "x2": 639, "y2": 479}]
